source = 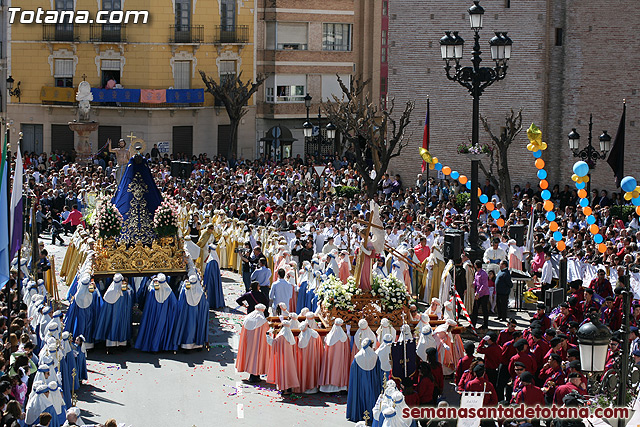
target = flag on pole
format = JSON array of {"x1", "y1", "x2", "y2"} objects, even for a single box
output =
[
  {"x1": 0, "y1": 132, "x2": 10, "y2": 289},
  {"x1": 421, "y1": 97, "x2": 430, "y2": 172},
  {"x1": 10, "y1": 141, "x2": 23, "y2": 260},
  {"x1": 606, "y1": 101, "x2": 626, "y2": 188}
]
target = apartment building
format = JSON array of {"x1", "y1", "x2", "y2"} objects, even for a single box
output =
[{"x1": 7, "y1": 0, "x2": 256, "y2": 158}]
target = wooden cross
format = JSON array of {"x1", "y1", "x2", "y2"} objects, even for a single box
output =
[
  {"x1": 126, "y1": 131, "x2": 136, "y2": 145},
  {"x1": 81, "y1": 74, "x2": 87, "y2": 81}
]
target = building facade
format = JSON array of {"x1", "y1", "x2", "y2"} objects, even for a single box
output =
[
  {"x1": 255, "y1": 0, "x2": 355, "y2": 161},
  {"x1": 7, "y1": 0, "x2": 256, "y2": 159},
  {"x1": 387, "y1": 0, "x2": 639, "y2": 194}
]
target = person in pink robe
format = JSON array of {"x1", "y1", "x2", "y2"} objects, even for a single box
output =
[
  {"x1": 295, "y1": 320, "x2": 324, "y2": 394},
  {"x1": 319, "y1": 318, "x2": 351, "y2": 393},
  {"x1": 508, "y1": 239, "x2": 524, "y2": 271},
  {"x1": 338, "y1": 251, "x2": 351, "y2": 284},
  {"x1": 266, "y1": 320, "x2": 300, "y2": 395},
  {"x1": 235, "y1": 304, "x2": 270, "y2": 383},
  {"x1": 359, "y1": 231, "x2": 376, "y2": 292},
  {"x1": 286, "y1": 261, "x2": 298, "y2": 313}
]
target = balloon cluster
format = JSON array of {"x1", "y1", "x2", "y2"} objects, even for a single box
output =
[
  {"x1": 621, "y1": 176, "x2": 640, "y2": 208},
  {"x1": 571, "y1": 161, "x2": 590, "y2": 185},
  {"x1": 526, "y1": 123, "x2": 566, "y2": 251},
  {"x1": 418, "y1": 147, "x2": 505, "y2": 227}
]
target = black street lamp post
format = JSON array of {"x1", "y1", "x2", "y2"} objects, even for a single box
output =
[
  {"x1": 567, "y1": 114, "x2": 612, "y2": 203},
  {"x1": 302, "y1": 93, "x2": 336, "y2": 161},
  {"x1": 439, "y1": 1, "x2": 512, "y2": 261}
]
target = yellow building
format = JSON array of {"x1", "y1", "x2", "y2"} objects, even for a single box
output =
[{"x1": 7, "y1": 0, "x2": 256, "y2": 159}]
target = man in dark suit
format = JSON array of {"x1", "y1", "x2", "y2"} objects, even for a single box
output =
[
  {"x1": 495, "y1": 261, "x2": 513, "y2": 321},
  {"x1": 598, "y1": 190, "x2": 612, "y2": 207}
]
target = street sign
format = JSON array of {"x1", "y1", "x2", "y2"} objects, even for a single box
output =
[{"x1": 313, "y1": 165, "x2": 327, "y2": 176}]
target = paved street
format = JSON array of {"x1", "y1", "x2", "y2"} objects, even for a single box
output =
[{"x1": 41, "y1": 235, "x2": 532, "y2": 427}]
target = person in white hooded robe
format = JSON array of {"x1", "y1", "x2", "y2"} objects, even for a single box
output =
[
  {"x1": 376, "y1": 318, "x2": 396, "y2": 348},
  {"x1": 371, "y1": 380, "x2": 397, "y2": 427},
  {"x1": 175, "y1": 274, "x2": 210, "y2": 351},
  {"x1": 295, "y1": 320, "x2": 324, "y2": 394},
  {"x1": 94, "y1": 273, "x2": 133, "y2": 352},
  {"x1": 416, "y1": 325, "x2": 437, "y2": 363},
  {"x1": 376, "y1": 333, "x2": 394, "y2": 379},
  {"x1": 47, "y1": 380, "x2": 66, "y2": 426},
  {"x1": 352, "y1": 319, "x2": 377, "y2": 357},
  {"x1": 25, "y1": 384, "x2": 57, "y2": 427}
]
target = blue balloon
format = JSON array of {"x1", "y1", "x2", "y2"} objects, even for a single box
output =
[
  {"x1": 537, "y1": 169, "x2": 547, "y2": 180},
  {"x1": 553, "y1": 231, "x2": 563, "y2": 241},
  {"x1": 633, "y1": 197, "x2": 640, "y2": 207},
  {"x1": 621, "y1": 176, "x2": 638, "y2": 193},
  {"x1": 451, "y1": 171, "x2": 460, "y2": 180},
  {"x1": 491, "y1": 210, "x2": 500, "y2": 219},
  {"x1": 466, "y1": 181, "x2": 471, "y2": 190},
  {"x1": 593, "y1": 234, "x2": 604, "y2": 244},
  {"x1": 532, "y1": 150, "x2": 542, "y2": 158},
  {"x1": 479, "y1": 194, "x2": 489, "y2": 204},
  {"x1": 435, "y1": 163, "x2": 443, "y2": 171},
  {"x1": 573, "y1": 161, "x2": 589, "y2": 178},
  {"x1": 546, "y1": 212, "x2": 556, "y2": 221},
  {"x1": 586, "y1": 215, "x2": 595, "y2": 225},
  {"x1": 575, "y1": 182, "x2": 586, "y2": 190},
  {"x1": 541, "y1": 190, "x2": 551, "y2": 200},
  {"x1": 579, "y1": 198, "x2": 589, "y2": 207}
]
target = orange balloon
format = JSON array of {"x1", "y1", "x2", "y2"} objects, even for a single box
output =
[
  {"x1": 459, "y1": 175, "x2": 468, "y2": 185},
  {"x1": 442, "y1": 166, "x2": 451, "y2": 175},
  {"x1": 543, "y1": 200, "x2": 553, "y2": 211},
  {"x1": 539, "y1": 180, "x2": 548, "y2": 190},
  {"x1": 577, "y1": 189, "x2": 587, "y2": 199},
  {"x1": 583, "y1": 206, "x2": 592, "y2": 216},
  {"x1": 535, "y1": 159, "x2": 545, "y2": 169},
  {"x1": 485, "y1": 202, "x2": 495, "y2": 211},
  {"x1": 637, "y1": 206, "x2": 640, "y2": 216},
  {"x1": 496, "y1": 218, "x2": 505, "y2": 227},
  {"x1": 478, "y1": 189, "x2": 482, "y2": 197},
  {"x1": 598, "y1": 243, "x2": 608, "y2": 253},
  {"x1": 557, "y1": 241, "x2": 566, "y2": 251},
  {"x1": 549, "y1": 221, "x2": 558, "y2": 231},
  {"x1": 590, "y1": 224, "x2": 599, "y2": 234}
]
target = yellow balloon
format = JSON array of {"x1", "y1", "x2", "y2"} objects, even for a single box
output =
[
  {"x1": 571, "y1": 174, "x2": 579, "y2": 182},
  {"x1": 541, "y1": 142, "x2": 548, "y2": 150},
  {"x1": 429, "y1": 163, "x2": 435, "y2": 170},
  {"x1": 633, "y1": 191, "x2": 640, "y2": 199},
  {"x1": 432, "y1": 157, "x2": 438, "y2": 164},
  {"x1": 527, "y1": 144, "x2": 534, "y2": 151},
  {"x1": 582, "y1": 175, "x2": 589, "y2": 183},
  {"x1": 635, "y1": 186, "x2": 640, "y2": 193},
  {"x1": 625, "y1": 192, "x2": 633, "y2": 201}
]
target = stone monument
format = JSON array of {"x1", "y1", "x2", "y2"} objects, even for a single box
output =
[{"x1": 69, "y1": 80, "x2": 99, "y2": 166}]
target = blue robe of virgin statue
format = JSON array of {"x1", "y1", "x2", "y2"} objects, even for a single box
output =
[
  {"x1": 94, "y1": 274, "x2": 134, "y2": 347},
  {"x1": 64, "y1": 275, "x2": 102, "y2": 348},
  {"x1": 203, "y1": 246, "x2": 225, "y2": 309},
  {"x1": 296, "y1": 267, "x2": 310, "y2": 311},
  {"x1": 134, "y1": 274, "x2": 178, "y2": 352},
  {"x1": 346, "y1": 338, "x2": 384, "y2": 422},
  {"x1": 175, "y1": 275, "x2": 210, "y2": 349}
]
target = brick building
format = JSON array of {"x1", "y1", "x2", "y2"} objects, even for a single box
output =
[
  {"x1": 255, "y1": 0, "x2": 355, "y2": 161},
  {"x1": 387, "y1": 0, "x2": 638, "y2": 196}
]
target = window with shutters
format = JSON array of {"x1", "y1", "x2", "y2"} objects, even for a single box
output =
[
  {"x1": 101, "y1": 59, "x2": 121, "y2": 88},
  {"x1": 102, "y1": 0, "x2": 122, "y2": 35},
  {"x1": 173, "y1": 61, "x2": 191, "y2": 89},
  {"x1": 322, "y1": 23, "x2": 352, "y2": 51},
  {"x1": 219, "y1": 60, "x2": 236, "y2": 83},
  {"x1": 175, "y1": 0, "x2": 190, "y2": 29},
  {"x1": 54, "y1": 59, "x2": 73, "y2": 87},
  {"x1": 276, "y1": 22, "x2": 308, "y2": 50},
  {"x1": 220, "y1": 0, "x2": 236, "y2": 30}
]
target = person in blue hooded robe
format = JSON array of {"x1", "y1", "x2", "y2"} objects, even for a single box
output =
[
  {"x1": 346, "y1": 337, "x2": 384, "y2": 422},
  {"x1": 25, "y1": 383, "x2": 59, "y2": 427},
  {"x1": 59, "y1": 331, "x2": 76, "y2": 407},
  {"x1": 73, "y1": 335, "x2": 88, "y2": 383},
  {"x1": 64, "y1": 274, "x2": 102, "y2": 350},
  {"x1": 305, "y1": 271, "x2": 320, "y2": 312},
  {"x1": 134, "y1": 273, "x2": 178, "y2": 352},
  {"x1": 203, "y1": 244, "x2": 224, "y2": 309},
  {"x1": 296, "y1": 262, "x2": 311, "y2": 311},
  {"x1": 175, "y1": 274, "x2": 209, "y2": 350},
  {"x1": 131, "y1": 276, "x2": 150, "y2": 308},
  {"x1": 94, "y1": 273, "x2": 133, "y2": 353}
]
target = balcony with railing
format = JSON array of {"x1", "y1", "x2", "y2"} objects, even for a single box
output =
[
  {"x1": 42, "y1": 24, "x2": 79, "y2": 42},
  {"x1": 169, "y1": 25, "x2": 204, "y2": 43},
  {"x1": 213, "y1": 25, "x2": 249, "y2": 44},
  {"x1": 90, "y1": 23, "x2": 127, "y2": 43}
]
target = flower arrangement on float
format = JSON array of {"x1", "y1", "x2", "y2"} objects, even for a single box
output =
[
  {"x1": 371, "y1": 275, "x2": 412, "y2": 312},
  {"x1": 93, "y1": 196, "x2": 123, "y2": 239},
  {"x1": 316, "y1": 275, "x2": 361, "y2": 311},
  {"x1": 153, "y1": 197, "x2": 179, "y2": 238}
]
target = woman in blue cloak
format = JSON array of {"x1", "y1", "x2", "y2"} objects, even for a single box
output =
[
  {"x1": 94, "y1": 273, "x2": 134, "y2": 353},
  {"x1": 134, "y1": 273, "x2": 178, "y2": 352},
  {"x1": 175, "y1": 274, "x2": 210, "y2": 351},
  {"x1": 63, "y1": 274, "x2": 102, "y2": 350},
  {"x1": 346, "y1": 337, "x2": 383, "y2": 422},
  {"x1": 203, "y1": 244, "x2": 225, "y2": 309}
]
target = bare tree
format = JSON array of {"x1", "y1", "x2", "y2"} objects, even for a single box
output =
[
  {"x1": 199, "y1": 70, "x2": 266, "y2": 159},
  {"x1": 479, "y1": 108, "x2": 523, "y2": 210},
  {"x1": 322, "y1": 76, "x2": 415, "y2": 198}
]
